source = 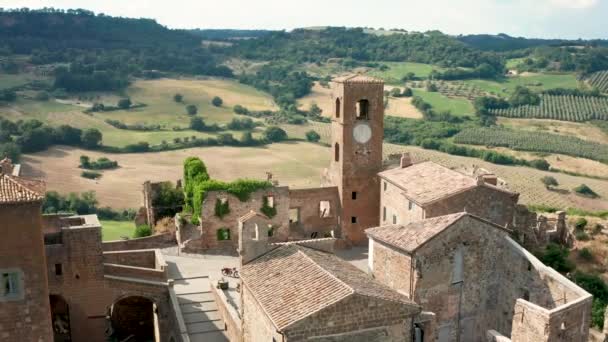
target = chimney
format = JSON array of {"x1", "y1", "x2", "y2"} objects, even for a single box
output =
[
  {"x1": 400, "y1": 153, "x2": 413, "y2": 168},
  {"x1": 482, "y1": 174, "x2": 498, "y2": 186}
]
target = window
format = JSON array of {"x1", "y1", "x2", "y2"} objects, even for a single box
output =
[
  {"x1": 392, "y1": 215, "x2": 397, "y2": 224},
  {"x1": 351, "y1": 217, "x2": 357, "y2": 224},
  {"x1": 252, "y1": 224, "x2": 259, "y2": 240},
  {"x1": 356, "y1": 99, "x2": 369, "y2": 120},
  {"x1": 352, "y1": 191, "x2": 357, "y2": 200},
  {"x1": 266, "y1": 196, "x2": 274, "y2": 208},
  {"x1": 217, "y1": 228, "x2": 231, "y2": 241},
  {"x1": 310, "y1": 232, "x2": 318, "y2": 239},
  {"x1": 383, "y1": 182, "x2": 387, "y2": 191},
  {"x1": 334, "y1": 143, "x2": 340, "y2": 162},
  {"x1": 335, "y1": 98, "x2": 341, "y2": 118},
  {"x1": 523, "y1": 290, "x2": 530, "y2": 301},
  {"x1": 55, "y1": 264, "x2": 62, "y2": 276},
  {"x1": 289, "y1": 208, "x2": 300, "y2": 223},
  {"x1": 383, "y1": 207, "x2": 386, "y2": 221},
  {"x1": 408, "y1": 201, "x2": 414, "y2": 211},
  {"x1": 319, "y1": 201, "x2": 331, "y2": 218},
  {"x1": 1, "y1": 271, "x2": 21, "y2": 299},
  {"x1": 267, "y1": 225, "x2": 274, "y2": 237}
]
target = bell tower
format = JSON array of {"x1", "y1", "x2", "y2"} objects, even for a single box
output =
[{"x1": 328, "y1": 75, "x2": 384, "y2": 245}]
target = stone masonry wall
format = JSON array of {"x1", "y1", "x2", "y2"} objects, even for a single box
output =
[
  {"x1": 371, "y1": 240, "x2": 413, "y2": 297},
  {"x1": 288, "y1": 187, "x2": 341, "y2": 239},
  {"x1": 242, "y1": 285, "x2": 284, "y2": 342},
  {"x1": 103, "y1": 249, "x2": 157, "y2": 269},
  {"x1": 379, "y1": 178, "x2": 424, "y2": 226},
  {"x1": 102, "y1": 232, "x2": 175, "y2": 252},
  {"x1": 284, "y1": 294, "x2": 415, "y2": 341},
  {"x1": 0, "y1": 202, "x2": 53, "y2": 342}
]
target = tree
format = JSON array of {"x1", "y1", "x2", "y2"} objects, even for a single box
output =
[
  {"x1": 541, "y1": 176, "x2": 559, "y2": 189},
  {"x1": 390, "y1": 88, "x2": 402, "y2": 97},
  {"x1": 117, "y1": 98, "x2": 131, "y2": 109},
  {"x1": 174, "y1": 93, "x2": 183, "y2": 102},
  {"x1": 574, "y1": 184, "x2": 599, "y2": 198},
  {"x1": 240, "y1": 131, "x2": 255, "y2": 146},
  {"x1": 186, "y1": 104, "x2": 198, "y2": 115},
  {"x1": 82, "y1": 128, "x2": 102, "y2": 149},
  {"x1": 401, "y1": 87, "x2": 413, "y2": 97},
  {"x1": 189, "y1": 117, "x2": 206, "y2": 131},
  {"x1": 134, "y1": 225, "x2": 152, "y2": 238},
  {"x1": 264, "y1": 126, "x2": 287, "y2": 142},
  {"x1": 426, "y1": 82, "x2": 438, "y2": 92},
  {"x1": 55, "y1": 125, "x2": 82, "y2": 145},
  {"x1": 212, "y1": 96, "x2": 223, "y2": 107},
  {"x1": 309, "y1": 103, "x2": 322, "y2": 117},
  {"x1": 305, "y1": 130, "x2": 321, "y2": 142},
  {"x1": 79, "y1": 155, "x2": 90, "y2": 168},
  {"x1": 0, "y1": 142, "x2": 20, "y2": 162},
  {"x1": 509, "y1": 86, "x2": 540, "y2": 107}
]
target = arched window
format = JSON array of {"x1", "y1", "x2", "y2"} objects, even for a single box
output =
[
  {"x1": 356, "y1": 99, "x2": 369, "y2": 120},
  {"x1": 334, "y1": 143, "x2": 340, "y2": 162},
  {"x1": 335, "y1": 98, "x2": 341, "y2": 118}
]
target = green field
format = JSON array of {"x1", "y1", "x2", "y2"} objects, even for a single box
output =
[
  {"x1": 0, "y1": 73, "x2": 50, "y2": 90},
  {"x1": 368, "y1": 62, "x2": 442, "y2": 85},
  {"x1": 412, "y1": 89, "x2": 475, "y2": 116},
  {"x1": 464, "y1": 73, "x2": 580, "y2": 96},
  {"x1": 100, "y1": 220, "x2": 135, "y2": 241},
  {"x1": 505, "y1": 58, "x2": 527, "y2": 69}
]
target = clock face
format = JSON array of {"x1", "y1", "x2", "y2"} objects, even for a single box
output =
[{"x1": 353, "y1": 122, "x2": 372, "y2": 144}]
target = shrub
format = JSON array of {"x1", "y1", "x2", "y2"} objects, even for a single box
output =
[
  {"x1": 214, "y1": 199, "x2": 230, "y2": 218},
  {"x1": 537, "y1": 243, "x2": 574, "y2": 273},
  {"x1": 212, "y1": 96, "x2": 223, "y2": 107},
  {"x1": 190, "y1": 117, "x2": 207, "y2": 131},
  {"x1": 530, "y1": 159, "x2": 550, "y2": 171},
  {"x1": 390, "y1": 88, "x2": 402, "y2": 97},
  {"x1": 575, "y1": 218, "x2": 588, "y2": 230},
  {"x1": 174, "y1": 93, "x2": 183, "y2": 102},
  {"x1": 117, "y1": 98, "x2": 132, "y2": 109},
  {"x1": 305, "y1": 130, "x2": 321, "y2": 142},
  {"x1": 81, "y1": 170, "x2": 101, "y2": 179},
  {"x1": 541, "y1": 176, "x2": 559, "y2": 189},
  {"x1": 134, "y1": 225, "x2": 152, "y2": 238},
  {"x1": 575, "y1": 231, "x2": 590, "y2": 241},
  {"x1": 260, "y1": 196, "x2": 277, "y2": 218},
  {"x1": 579, "y1": 248, "x2": 593, "y2": 261},
  {"x1": 264, "y1": 126, "x2": 287, "y2": 142},
  {"x1": 572, "y1": 272, "x2": 608, "y2": 328},
  {"x1": 574, "y1": 184, "x2": 599, "y2": 198},
  {"x1": 426, "y1": 82, "x2": 438, "y2": 92},
  {"x1": 186, "y1": 104, "x2": 198, "y2": 115},
  {"x1": 402, "y1": 87, "x2": 413, "y2": 97}
]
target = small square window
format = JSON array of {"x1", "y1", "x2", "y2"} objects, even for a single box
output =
[
  {"x1": 383, "y1": 182, "x2": 387, "y2": 191},
  {"x1": 2, "y1": 272, "x2": 20, "y2": 298},
  {"x1": 55, "y1": 264, "x2": 62, "y2": 276},
  {"x1": 383, "y1": 207, "x2": 387, "y2": 221},
  {"x1": 393, "y1": 215, "x2": 397, "y2": 224},
  {"x1": 408, "y1": 201, "x2": 414, "y2": 211},
  {"x1": 351, "y1": 217, "x2": 357, "y2": 224},
  {"x1": 352, "y1": 192, "x2": 357, "y2": 200}
]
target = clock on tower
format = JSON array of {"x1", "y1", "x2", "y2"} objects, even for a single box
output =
[{"x1": 327, "y1": 75, "x2": 384, "y2": 245}]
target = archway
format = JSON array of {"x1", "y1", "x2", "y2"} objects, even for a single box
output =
[
  {"x1": 109, "y1": 296, "x2": 155, "y2": 341},
  {"x1": 50, "y1": 295, "x2": 71, "y2": 342}
]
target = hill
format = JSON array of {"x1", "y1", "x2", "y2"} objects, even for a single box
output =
[{"x1": 458, "y1": 33, "x2": 608, "y2": 51}]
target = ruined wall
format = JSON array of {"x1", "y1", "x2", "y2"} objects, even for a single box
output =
[
  {"x1": 0, "y1": 202, "x2": 53, "y2": 342},
  {"x1": 288, "y1": 187, "x2": 341, "y2": 239},
  {"x1": 283, "y1": 294, "x2": 416, "y2": 341},
  {"x1": 211, "y1": 282, "x2": 241, "y2": 342},
  {"x1": 242, "y1": 285, "x2": 284, "y2": 342},
  {"x1": 424, "y1": 185, "x2": 518, "y2": 228},
  {"x1": 371, "y1": 240, "x2": 413, "y2": 297},
  {"x1": 102, "y1": 232, "x2": 175, "y2": 252},
  {"x1": 198, "y1": 187, "x2": 290, "y2": 252},
  {"x1": 379, "y1": 178, "x2": 424, "y2": 226}
]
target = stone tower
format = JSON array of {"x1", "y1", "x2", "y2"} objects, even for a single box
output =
[{"x1": 328, "y1": 75, "x2": 384, "y2": 245}]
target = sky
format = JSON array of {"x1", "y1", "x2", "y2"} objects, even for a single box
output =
[{"x1": 1, "y1": 0, "x2": 606, "y2": 39}]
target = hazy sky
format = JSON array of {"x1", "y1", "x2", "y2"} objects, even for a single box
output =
[{"x1": 1, "y1": 0, "x2": 606, "y2": 39}]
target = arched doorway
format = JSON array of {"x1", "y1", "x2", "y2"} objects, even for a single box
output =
[
  {"x1": 50, "y1": 295, "x2": 71, "y2": 342},
  {"x1": 109, "y1": 296, "x2": 155, "y2": 341}
]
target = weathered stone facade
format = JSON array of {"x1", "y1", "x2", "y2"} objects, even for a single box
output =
[{"x1": 367, "y1": 213, "x2": 592, "y2": 342}]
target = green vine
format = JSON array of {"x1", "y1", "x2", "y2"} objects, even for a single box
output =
[
  {"x1": 214, "y1": 198, "x2": 230, "y2": 218},
  {"x1": 260, "y1": 196, "x2": 277, "y2": 218}
]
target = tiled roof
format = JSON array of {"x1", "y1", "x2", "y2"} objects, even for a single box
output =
[
  {"x1": 333, "y1": 74, "x2": 384, "y2": 84},
  {"x1": 241, "y1": 244, "x2": 418, "y2": 331},
  {"x1": 379, "y1": 161, "x2": 478, "y2": 206},
  {"x1": 0, "y1": 174, "x2": 45, "y2": 204},
  {"x1": 366, "y1": 213, "x2": 467, "y2": 253}
]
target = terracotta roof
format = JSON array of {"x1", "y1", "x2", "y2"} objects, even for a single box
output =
[
  {"x1": 379, "y1": 161, "x2": 478, "y2": 206},
  {"x1": 366, "y1": 212, "x2": 467, "y2": 253},
  {"x1": 333, "y1": 74, "x2": 384, "y2": 84},
  {"x1": 241, "y1": 244, "x2": 418, "y2": 331},
  {"x1": 0, "y1": 174, "x2": 45, "y2": 204}
]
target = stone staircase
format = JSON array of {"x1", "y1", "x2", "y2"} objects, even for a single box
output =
[{"x1": 173, "y1": 276, "x2": 229, "y2": 342}]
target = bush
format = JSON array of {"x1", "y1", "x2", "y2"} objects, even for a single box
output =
[
  {"x1": 572, "y1": 272, "x2": 608, "y2": 328},
  {"x1": 80, "y1": 155, "x2": 118, "y2": 170},
  {"x1": 575, "y1": 230, "x2": 590, "y2": 241},
  {"x1": 390, "y1": 88, "x2": 402, "y2": 97},
  {"x1": 541, "y1": 176, "x2": 559, "y2": 189},
  {"x1": 530, "y1": 159, "x2": 550, "y2": 171},
  {"x1": 134, "y1": 225, "x2": 152, "y2": 238},
  {"x1": 579, "y1": 248, "x2": 593, "y2": 261},
  {"x1": 190, "y1": 117, "x2": 206, "y2": 131},
  {"x1": 174, "y1": 93, "x2": 183, "y2": 102},
  {"x1": 402, "y1": 87, "x2": 413, "y2": 97},
  {"x1": 426, "y1": 82, "x2": 438, "y2": 92},
  {"x1": 537, "y1": 243, "x2": 574, "y2": 273},
  {"x1": 575, "y1": 218, "x2": 588, "y2": 230},
  {"x1": 186, "y1": 104, "x2": 198, "y2": 115},
  {"x1": 82, "y1": 128, "x2": 103, "y2": 149},
  {"x1": 305, "y1": 130, "x2": 321, "y2": 142},
  {"x1": 214, "y1": 199, "x2": 230, "y2": 218},
  {"x1": 574, "y1": 184, "x2": 599, "y2": 198},
  {"x1": 260, "y1": 196, "x2": 277, "y2": 218},
  {"x1": 81, "y1": 170, "x2": 101, "y2": 179},
  {"x1": 264, "y1": 126, "x2": 287, "y2": 142},
  {"x1": 212, "y1": 96, "x2": 223, "y2": 107},
  {"x1": 117, "y1": 98, "x2": 132, "y2": 109}
]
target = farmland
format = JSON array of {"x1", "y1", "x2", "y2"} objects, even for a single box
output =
[
  {"x1": 367, "y1": 62, "x2": 441, "y2": 84},
  {"x1": 587, "y1": 70, "x2": 608, "y2": 93},
  {"x1": 453, "y1": 127, "x2": 608, "y2": 163},
  {"x1": 412, "y1": 89, "x2": 475, "y2": 116},
  {"x1": 490, "y1": 95, "x2": 608, "y2": 122},
  {"x1": 464, "y1": 73, "x2": 580, "y2": 96}
]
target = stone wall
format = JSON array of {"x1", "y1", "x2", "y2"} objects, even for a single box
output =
[
  {"x1": 242, "y1": 285, "x2": 284, "y2": 342},
  {"x1": 211, "y1": 281, "x2": 241, "y2": 342},
  {"x1": 424, "y1": 184, "x2": 518, "y2": 228},
  {"x1": 370, "y1": 240, "x2": 413, "y2": 297},
  {"x1": 379, "y1": 178, "x2": 424, "y2": 226},
  {"x1": 102, "y1": 232, "x2": 175, "y2": 252},
  {"x1": 0, "y1": 202, "x2": 53, "y2": 342},
  {"x1": 103, "y1": 249, "x2": 158, "y2": 268},
  {"x1": 283, "y1": 294, "x2": 415, "y2": 341},
  {"x1": 288, "y1": 187, "x2": 341, "y2": 239}
]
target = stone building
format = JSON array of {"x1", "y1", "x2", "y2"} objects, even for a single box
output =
[
  {"x1": 238, "y1": 212, "x2": 421, "y2": 342},
  {"x1": 0, "y1": 174, "x2": 53, "y2": 341},
  {"x1": 366, "y1": 212, "x2": 593, "y2": 342},
  {"x1": 379, "y1": 156, "x2": 519, "y2": 228}
]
